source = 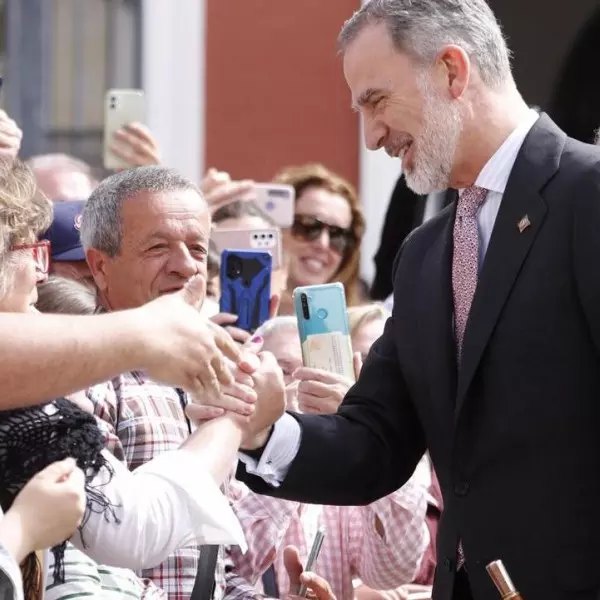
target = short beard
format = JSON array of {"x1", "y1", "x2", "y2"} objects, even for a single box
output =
[{"x1": 403, "y1": 73, "x2": 463, "y2": 195}]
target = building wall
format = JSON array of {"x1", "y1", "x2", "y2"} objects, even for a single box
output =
[{"x1": 205, "y1": 0, "x2": 360, "y2": 186}]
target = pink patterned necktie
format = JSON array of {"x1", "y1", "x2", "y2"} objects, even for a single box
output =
[
  {"x1": 452, "y1": 185, "x2": 488, "y2": 360},
  {"x1": 452, "y1": 185, "x2": 488, "y2": 571}
]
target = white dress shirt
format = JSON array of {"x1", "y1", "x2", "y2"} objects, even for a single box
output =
[{"x1": 240, "y1": 109, "x2": 540, "y2": 486}]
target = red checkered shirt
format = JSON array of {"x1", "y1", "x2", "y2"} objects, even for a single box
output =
[
  {"x1": 228, "y1": 461, "x2": 429, "y2": 600},
  {"x1": 88, "y1": 372, "x2": 260, "y2": 600}
]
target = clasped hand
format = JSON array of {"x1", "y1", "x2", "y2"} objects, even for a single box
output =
[{"x1": 186, "y1": 337, "x2": 286, "y2": 449}]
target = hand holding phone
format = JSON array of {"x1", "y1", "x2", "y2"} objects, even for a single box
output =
[
  {"x1": 103, "y1": 89, "x2": 146, "y2": 170},
  {"x1": 219, "y1": 250, "x2": 272, "y2": 333},
  {"x1": 294, "y1": 283, "x2": 355, "y2": 382},
  {"x1": 297, "y1": 529, "x2": 326, "y2": 596}
]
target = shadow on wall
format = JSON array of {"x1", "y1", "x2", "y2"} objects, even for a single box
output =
[{"x1": 549, "y1": 6, "x2": 600, "y2": 144}]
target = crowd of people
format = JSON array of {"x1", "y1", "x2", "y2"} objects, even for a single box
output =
[{"x1": 3, "y1": 1, "x2": 600, "y2": 600}]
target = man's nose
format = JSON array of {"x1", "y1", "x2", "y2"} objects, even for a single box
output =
[
  {"x1": 363, "y1": 116, "x2": 387, "y2": 151},
  {"x1": 168, "y1": 245, "x2": 198, "y2": 277}
]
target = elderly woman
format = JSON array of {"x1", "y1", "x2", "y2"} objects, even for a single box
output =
[{"x1": 0, "y1": 160, "x2": 247, "y2": 599}]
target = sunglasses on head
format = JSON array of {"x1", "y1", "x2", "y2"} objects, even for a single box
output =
[
  {"x1": 291, "y1": 215, "x2": 355, "y2": 255},
  {"x1": 9, "y1": 240, "x2": 51, "y2": 275}
]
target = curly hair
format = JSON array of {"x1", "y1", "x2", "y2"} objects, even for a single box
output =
[
  {"x1": 273, "y1": 163, "x2": 365, "y2": 306},
  {"x1": 0, "y1": 159, "x2": 53, "y2": 298}
]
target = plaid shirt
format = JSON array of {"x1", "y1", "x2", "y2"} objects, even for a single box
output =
[
  {"x1": 88, "y1": 372, "x2": 260, "y2": 600},
  {"x1": 227, "y1": 459, "x2": 430, "y2": 600}
]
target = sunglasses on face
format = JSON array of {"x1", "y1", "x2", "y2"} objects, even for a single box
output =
[
  {"x1": 9, "y1": 240, "x2": 51, "y2": 275},
  {"x1": 291, "y1": 215, "x2": 355, "y2": 255}
]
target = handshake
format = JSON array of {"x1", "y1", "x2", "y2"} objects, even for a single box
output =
[{"x1": 185, "y1": 334, "x2": 286, "y2": 451}]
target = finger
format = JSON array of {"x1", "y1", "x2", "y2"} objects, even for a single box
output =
[
  {"x1": 221, "y1": 380, "x2": 257, "y2": 405},
  {"x1": 353, "y1": 352, "x2": 363, "y2": 379},
  {"x1": 237, "y1": 337, "x2": 263, "y2": 374},
  {"x1": 293, "y1": 367, "x2": 342, "y2": 384},
  {"x1": 212, "y1": 322, "x2": 243, "y2": 363},
  {"x1": 122, "y1": 122, "x2": 155, "y2": 143},
  {"x1": 297, "y1": 379, "x2": 334, "y2": 398},
  {"x1": 210, "y1": 313, "x2": 239, "y2": 326},
  {"x1": 283, "y1": 546, "x2": 304, "y2": 589},
  {"x1": 206, "y1": 180, "x2": 255, "y2": 210},
  {"x1": 212, "y1": 393, "x2": 256, "y2": 416},
  {"x1": 224, "y1": 326, "x2": 251, "y2": 344},
  {"x1": 299, "y1": 573, "x2": 335, "y2": 600},
  {"x1": 211, "y1": 351, "x2": 234, "y2": 387},
  {"x1": 110, "y1": 138, "x2": 155, "y2": 166},
  {"x1": 195, "y1": 364, "x2": 221, "y2": 403},
  {"x1": 297, "y1": 396, "x2": 327, "y2": 415},
  {"x1": 269, "y1": 294, "x2": 280, "y2": 319},
  {"x1": 180, "y1": 274, "x2": 205, "y2": 308},
  {"x1": 36, "y1": 458, "x2": 77, "y2": 482},
  {"x1": 233, "y1": 368, "x2": 254, "y2": 387},
  {"x1": 185, "y1": 403, "x2": 225, "y2": 422}
]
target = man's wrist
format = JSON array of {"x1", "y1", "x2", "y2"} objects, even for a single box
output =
[{"x1": 241, "y1": 426, "x2": 274, "y2": 454}]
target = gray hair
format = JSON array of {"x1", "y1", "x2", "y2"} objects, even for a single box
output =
[
  {"x1": 338, "y1": 0, "x2": 512, "y2": 89},
  {"x1": 80, "y1": 166, "x2": 202, "y2": 256},
  {"x1": 594, "y1": 128, "x2": 600, "y2": 146},
  {"x1": 36, "y1": 275, "x2": 97, "y2": 315},
  {"x1": 255, "y1": 316, "x2": 298, "y2": 342}
]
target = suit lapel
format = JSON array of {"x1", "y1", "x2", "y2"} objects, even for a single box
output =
[
  {"x1": 417, "y1": 203, "x2": 458, "y2": 414},
  {"x1": 455, "y1": 115, "x2": 565, "y2": 420}
]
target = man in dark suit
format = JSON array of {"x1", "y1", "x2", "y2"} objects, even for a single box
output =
[{"x1": 220, "y1": 2, "x2": 600, "y2": 600}]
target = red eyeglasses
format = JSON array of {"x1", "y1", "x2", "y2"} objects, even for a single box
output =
[{"x1": 9, "y1": 240, "x2": 51, "y2": 275}]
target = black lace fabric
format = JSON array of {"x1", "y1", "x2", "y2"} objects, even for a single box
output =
[{"x1": 0, "y1": 398, "x2": 119, "y2": 597}]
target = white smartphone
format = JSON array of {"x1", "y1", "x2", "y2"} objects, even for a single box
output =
[
  {"x1": 211, "y1": 227, "x2": 282, "y2": 269},
  {"x1": 297, "y1": 529, "x2": 325, "y2": 597},
  {"x1": 103, "y1": 89, "x2": 146, "y2": 170},
  {"x1": 253, "y1": 183, "x2": 295, "y2": 228}
]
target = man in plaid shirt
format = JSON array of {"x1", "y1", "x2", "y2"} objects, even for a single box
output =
[{"x1": 80, "y1": 166, "x2": 268, "y2": 600}]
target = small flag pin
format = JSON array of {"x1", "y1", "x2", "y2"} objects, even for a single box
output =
[{"x1": 517, "y1": 215, "x2": 531, "y2": 233}]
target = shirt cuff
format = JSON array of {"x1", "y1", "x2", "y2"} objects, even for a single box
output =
[{"x1": 238, "y1": 413, "x2": 301, "y2": 487}]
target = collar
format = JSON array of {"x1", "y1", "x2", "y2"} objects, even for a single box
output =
[{"x1": 474, "y1": 108, "x2": 539, "y2": 194}]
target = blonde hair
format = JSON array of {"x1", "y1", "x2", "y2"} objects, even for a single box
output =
[
  {"x1": 0, "y1": 160, "x2": 52, "y2": 299},
  {"x1": 273, "y1": 163, "x2": 365, "y2": 307},
  {"x1": 36, "y1": 276, "x2": 97, "y2": 315},
  {"x1": 348, "y1": 303, "x2": 389, "y2": 337}
]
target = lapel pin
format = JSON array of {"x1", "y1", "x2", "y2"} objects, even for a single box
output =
[{"x1": 517, "y1": 215, "x2": 531, "y2": 233}]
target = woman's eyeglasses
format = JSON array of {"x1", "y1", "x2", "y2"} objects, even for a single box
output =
[
  {"x1": 9, "y1": 240, "x2": 51, "y2": 275},
  {"x1": 291, "y1": 215, "x2": 355, "y2": 255}
]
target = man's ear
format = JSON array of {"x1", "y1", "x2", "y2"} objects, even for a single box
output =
[{"x1": 86, "y1": 248, "x2": 111, "y2": 292}]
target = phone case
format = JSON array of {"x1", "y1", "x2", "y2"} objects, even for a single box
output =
[
  {"x1": 293, "y1": 282, "x2": 355, "y2": 382},
  {"x1": 253, "y1": 183, "x2": 295, "y2": 228},
  {"x1": 220, "y1": 250, "x2": 272, "y2": 332},
  {"x1": 103, "y1": 89, "x2": 146, "y2": 170},
  {"x1": 211, "y1": 227, "x2": 282, "y2": 269}
]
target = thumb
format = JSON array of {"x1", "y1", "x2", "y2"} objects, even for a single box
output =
[
  {"x1": 283, "y1": 545, "x2": 304, "y2": 588},
  {"x1": 353, "y1": 352, "x2": 363, "y2": 380},
  {"x1": 180, "y1": 275, "x2": 205, "y2": 309},
  {"x1": 36, "y1": 457, "x2": 77, "y2": 482}
]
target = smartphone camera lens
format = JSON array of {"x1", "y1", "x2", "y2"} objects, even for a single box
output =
[
  {"x1": 226, "y1": 255, "x2": 243, "y2": 279},
  {"x1": 301, "y1": 293, "x2": 310, "y2": 320}
]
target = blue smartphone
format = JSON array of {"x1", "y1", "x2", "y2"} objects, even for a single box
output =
[
  {"x1": 293, "y1": 282, "x2": 355, "y2": 381},
  {"x1": 219, "y1": 249, "x2": 271, "y2": 332}
]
